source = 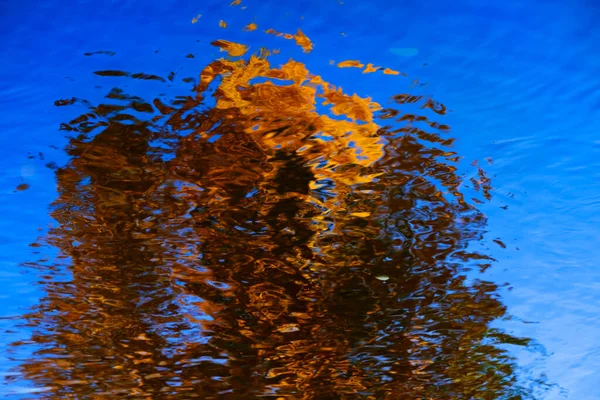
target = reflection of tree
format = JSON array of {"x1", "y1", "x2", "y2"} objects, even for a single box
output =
[{"x1": 14, "y1": 40, "x2": 540, "y2": 399}]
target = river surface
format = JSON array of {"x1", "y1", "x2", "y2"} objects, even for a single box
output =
[{"x1": 1, "y1": 0, "x2": 599, "y2": 398}]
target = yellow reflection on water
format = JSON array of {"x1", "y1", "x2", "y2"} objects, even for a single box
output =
[{"x1": 10, "y1": 14, "x2": 545, "y2": 400}]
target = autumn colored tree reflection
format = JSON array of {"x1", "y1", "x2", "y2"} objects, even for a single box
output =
[{"x1": 13, "y1": 37, "x2": 541, "y2": 399}]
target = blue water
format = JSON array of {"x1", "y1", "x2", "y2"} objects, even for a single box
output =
[{"x1": 1, "y1": 0, "x2": 600, "y2": 398}]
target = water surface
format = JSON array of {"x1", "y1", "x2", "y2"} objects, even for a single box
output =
[{"x1": 1, "y1": 0, "x2": 599, "y2": 398}]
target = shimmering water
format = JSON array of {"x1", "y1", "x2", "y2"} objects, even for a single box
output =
[{"x1": 1, "y1": 0, "x2": 600, "y2": 398}]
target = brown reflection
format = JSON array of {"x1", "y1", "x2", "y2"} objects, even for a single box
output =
[{"x1": 13, "y1": 35, "x2": 540, "y2": 399}]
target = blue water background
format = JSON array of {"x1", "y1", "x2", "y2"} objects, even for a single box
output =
[{"x1": 1, "y1": 0, "x2": 600, "y2": 398}]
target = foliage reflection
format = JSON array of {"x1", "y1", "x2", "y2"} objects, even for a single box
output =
[{"x1": 13, "y1": 31, "x2": 540, "y2": 399}]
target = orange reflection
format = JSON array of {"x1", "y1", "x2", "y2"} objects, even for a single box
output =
[
  {"x1": 243, "y1": 22, "x2": 258, "y2": 32},
  {"x1": 265, "y1": 28, "x2": 313, "y2": 53},
  {"x1": 11, "y1": 20, "x2": 546, "y2": 400}
]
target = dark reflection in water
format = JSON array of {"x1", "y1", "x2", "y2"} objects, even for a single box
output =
[{"x1": 11, "y1": 33, "x2": 545, "y2": 399}]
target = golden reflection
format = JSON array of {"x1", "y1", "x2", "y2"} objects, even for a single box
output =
[
  {"x1": 338, "y1": 60, "x2": 365, "y2": 68},
  {"x1": 265, "y1": 28, "x2": 314, "y2": 53},
  {"x1": 11, "y1": 23, "x2": 544, "y2": 400},
  {"x1": 243, "y1": 23, "x2": 258, "y2": 32},
  {"x1": 191, "y1": 14, "x2": 202, "y2": 24}
]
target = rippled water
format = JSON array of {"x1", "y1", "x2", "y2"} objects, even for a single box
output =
[{"x1": 1, "y1": 0, "x2": 599, "y2": 398}]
